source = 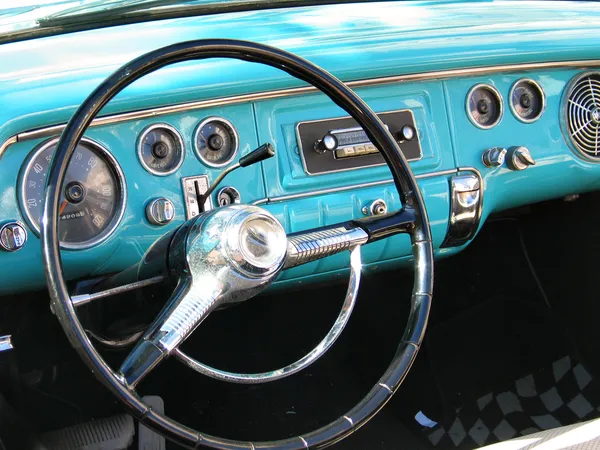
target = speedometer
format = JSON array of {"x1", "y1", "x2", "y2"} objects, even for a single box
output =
[{"x1": 19, "y1": 138, "x2": 126, "y2": 249}]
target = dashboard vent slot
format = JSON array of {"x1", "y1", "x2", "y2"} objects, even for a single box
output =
[{"x1": 566, "y1": 72, "x2": 600, "y2": 158}]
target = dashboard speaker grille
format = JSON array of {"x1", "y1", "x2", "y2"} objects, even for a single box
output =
[{"x1": 567, "y1": 73, "x2": 600, "y2": 158}]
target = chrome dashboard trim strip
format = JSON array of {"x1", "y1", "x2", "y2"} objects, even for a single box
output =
[
  {"x1": 1, "y1": 59, "x2": 598, "y2": 156},
  {"x1": 0, "y1": 136, "x2": 17, "y2": 161},
  {"x1": 251, "y1": 168, "x2": 460, "y2": 205}
]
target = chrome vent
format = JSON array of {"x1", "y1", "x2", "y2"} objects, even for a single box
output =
[{"x1": 566, "y1": 73, "x2": 600, "y2": 158}]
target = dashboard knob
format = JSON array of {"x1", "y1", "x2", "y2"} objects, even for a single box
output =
[
  {"x1": 314, "y1": 134, "x2": 338, "y2": 154},
  {"x1": 362, "y1": 199, "x2": 388, "y2": 216},
  {"x1": 0, "y1": 222, "x2": 27, "y2": 252},
  {"x1": 482, "y1": 147, "x2": 507, "y2": 167},
  {"x1": 507, "y1": 146, "x2": 536, "y2": 171},
  {"x1": 398, "y1": 124, "x2": 416, "y2": 142},
  {"x1": 146, "y1": 198, "x2": 175, "y2": 226}
]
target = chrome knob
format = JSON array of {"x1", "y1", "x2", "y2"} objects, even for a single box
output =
[
  {"x1": 362, "y1": 199, "x2": 388, "y2": 216},
  {"x1": 314, "y1": 134, "x2": 338, "y2": 154},
  {"x1": 0, "y1": 222, "x2": 27, "y2": 252},
  {"x1": 398, "y1": 124, "x2": 416, "y2": 142},
  {"x1": 507, "y1": 146, "x2": 535, "y2": 171},
  {"x1": 146, "y1": 198, "x2": 175, "y2": 225},
  {"x1": 482, "y1": 147, "x2": 507, "y2": 167}
]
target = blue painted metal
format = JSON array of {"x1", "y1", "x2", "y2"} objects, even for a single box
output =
[{"x1": 1, "y1": 1, "x2": 600, "y2": 293}]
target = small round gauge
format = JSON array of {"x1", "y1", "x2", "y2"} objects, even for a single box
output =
[
  {"x1": 20, "y1": 138, "x2": 126, "y2": 250},
  {"x1": 137, "y1": 124, "x2": 185, "y2": 175},
  {"x1": 509, "y1": 78, "x2": 545, "y2": 123},
  {"x1": 466, "y1": 84, "x2": 504, "y2": 129},
  {"x1": 194, "y1": 117, "x2": 239, "y2": 167}
]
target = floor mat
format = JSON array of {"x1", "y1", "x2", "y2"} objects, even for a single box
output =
[
  {"x1": 426, "y1": 355, "x2": 600, "y2": 448},
  {"x1": 419, "y1": 294, "x2": 600, "y2": 449}
]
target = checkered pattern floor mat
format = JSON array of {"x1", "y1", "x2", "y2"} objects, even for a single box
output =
[{"x1": 426, "y1": 356, "x2": 600, "y2": 449}]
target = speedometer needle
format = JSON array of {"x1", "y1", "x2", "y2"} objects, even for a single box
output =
[{"x1": 59, "y1": 200, "x2": 69, "y2": 215}]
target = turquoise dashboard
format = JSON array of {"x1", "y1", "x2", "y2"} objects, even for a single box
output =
[{"x1": 2, "y1": 1, "x2": 600, "y2": 294}]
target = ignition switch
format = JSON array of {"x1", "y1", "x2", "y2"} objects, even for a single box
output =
[{"x1": 217, "y1": 187, "x2": 241, "y2": 207}]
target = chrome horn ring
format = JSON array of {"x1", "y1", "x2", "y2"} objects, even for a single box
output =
[
  {"x1": 172, "y1": 243, "x2": 364, "y2": 384},
  {"x1": 42, "y1": 39, "x2": 433, "y2": 449}
]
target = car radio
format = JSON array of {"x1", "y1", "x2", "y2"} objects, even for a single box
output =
[{"x1": 296, "y1": 109, "x2": 422, "y2": 175}]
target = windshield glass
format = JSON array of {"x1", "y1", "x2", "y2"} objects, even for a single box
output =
[{"x1": 0, "y1": 0, "x2": 296, "y2": 44}]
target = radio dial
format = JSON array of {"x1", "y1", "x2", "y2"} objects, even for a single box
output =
[
  {"x1": 314, "y1": 134, "x2": 338, "y2": 154},
  {"x1": 398, "y1": 124, "x2": 416, "y2": 142}
]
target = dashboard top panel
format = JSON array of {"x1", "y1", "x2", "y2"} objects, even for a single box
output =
[{"x1": 2, "y1": 1, "x2": 600, "y2": 140}]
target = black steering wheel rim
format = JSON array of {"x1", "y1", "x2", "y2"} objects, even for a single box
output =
[{"x1": 41, "y1": 39, "x2": 434, "y2": 449}]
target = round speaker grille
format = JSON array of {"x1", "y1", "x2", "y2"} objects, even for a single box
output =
[{"x1": 566, "y1": 72, "x2": 600, "y2": 158}]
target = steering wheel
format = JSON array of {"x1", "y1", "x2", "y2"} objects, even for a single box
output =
[{"x1": 41, "y1": 40, "x2": 433, "y2": 449}]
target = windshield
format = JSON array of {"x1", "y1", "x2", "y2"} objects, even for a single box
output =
[{"x1": 0, "y1": 0, "x2": 346, "y2": 44}]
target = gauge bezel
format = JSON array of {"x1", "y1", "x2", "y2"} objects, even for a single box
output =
[
  {"x1": 19, "y1": 137, "x2": 127, "y2": 250},
  {"x1": 137, "y1": 123, "x2": 185, "y2": 176},
  {"x1": 193, "y1": 116, "x2": 239, "y2": 168},
  {"x1": 466, "y1": 83, "x2": 504, "y2": 130},
  {"x1": 509, "y1": 78, "x2": 546, "y2": 123}
]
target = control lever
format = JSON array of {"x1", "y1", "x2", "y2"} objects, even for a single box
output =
[{"x1": 198, "y1": 143, "x2": 275, "y2": 209}]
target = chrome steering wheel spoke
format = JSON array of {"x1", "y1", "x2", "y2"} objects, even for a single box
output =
[
  {"x1": 283, "y1": 207, "x2": 416, "y2": 270},
  {"x1": 119, "y1": 204, "x2": 288, "y2": 388}
]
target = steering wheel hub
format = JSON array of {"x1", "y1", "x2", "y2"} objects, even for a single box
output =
[{"x1": 225, "y1": 208, "x2": 287, "y2": 277}]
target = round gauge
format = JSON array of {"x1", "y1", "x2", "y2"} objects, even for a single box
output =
[
  {"x1": 510, "y1": 78, "x2": 545, "y2": 123},
  {"x1": 194, "y1": 117, "x2": 239, "y2": 167},
  {"x1": 20, "y1": 138, "x2": 126, "y2": 250},
  {"x1": 137, "y1": 124, "x2": 185, "y2": 175},
  {"x1": 466, "y1": 84, "x2": 504, "y2": 129}
]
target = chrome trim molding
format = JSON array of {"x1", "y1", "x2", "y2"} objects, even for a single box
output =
[
  {"x1": 0, "y1": 335, "x2": 13, "y2": 352},
  {"x1": 251, "y1": 168, "x2": 460, "y2": 206},
  {"x1": 509, "y1": 78, "x2": 546, "y2": 124},
  {"x1": 466, "y1": 83, "x2": 504, "y2": 130},
  {"x1": 2, "y1": 60, "x2": 600, "y2": 158},
  {"x1": 136, "y1": 123, "x2": 185, "y2": 176},
  {"x1": 18, "y1": 137, "x2": 128, "y2": 250},
  {"x1": 0, "y1": 136, "x2": 17, "y2": 162}
]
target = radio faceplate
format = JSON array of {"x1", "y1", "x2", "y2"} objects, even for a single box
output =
[{"x1": 296, "y1": 110, "x2": 422, "y2": 175}]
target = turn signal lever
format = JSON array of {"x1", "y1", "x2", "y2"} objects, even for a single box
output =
[{"x1": 198, "y1": 143, "x2": 275, "y2": 209}]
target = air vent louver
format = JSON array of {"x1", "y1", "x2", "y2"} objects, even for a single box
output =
[{"x1": 567, "y1": 73, "x2": 600, "y2": 158}]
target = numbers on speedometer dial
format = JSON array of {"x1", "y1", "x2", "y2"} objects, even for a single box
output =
[{"x1": 20, "y1": 138, "x2": 126, "y2": 249}]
